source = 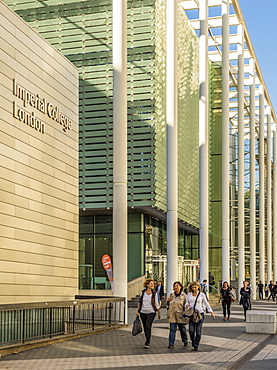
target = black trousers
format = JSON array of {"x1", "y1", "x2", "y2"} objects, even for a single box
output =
[
  {"x1": 140, "y1": 312, "x2": 156, "y2": 345},
  {"x1": 222, "y1": 299, "x2": 231, "y2": 318}
]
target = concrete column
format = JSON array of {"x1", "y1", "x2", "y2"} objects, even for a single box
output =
[
  {"x1": 199, "y1": 0, "x2": 209, "y2": 284},
  {"x1": 259, "y1": 85, "x2": 265, "y2": 284},
  {"x1": 221, "y1": 0, "x2": 230, "y2": 283},
  {"x1": 273, "y1": 125, "x2": 277, "y2": 282},
  {"x1": 267, "y1": 111, "x2": 272, "y2": 283},
  {"x1": 237, "y1": 24, "x2": 245, "y2": 287},
  {"x1": 166, "y1": 0, "x2": 178, "y2": 295},
  {"x1": 249, "y1": 58, "x2": 256, "y2": 299},
  {"x1": 112, "y1": 0, "x2": 128, "y2": 319}
]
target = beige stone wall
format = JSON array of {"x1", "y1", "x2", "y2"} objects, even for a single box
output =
[{"x1": 0, "y1": 2, "x2": 79, "y2": 304}]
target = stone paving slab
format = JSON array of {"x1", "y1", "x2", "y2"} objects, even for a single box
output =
[{"x1": 0, "y1": 301, "x2": 277, "y2": 369}]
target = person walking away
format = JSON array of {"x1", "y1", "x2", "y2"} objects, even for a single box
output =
[
  {"x1": 272, "y1": 281, "x2": 277, "y2": 302},
  {"x1": 136, "y1": 278, "x2": 161, "y2": 349},
  {"x1": 184, "y1": 282, "x2": 191, "y2": 295},
  {"x1": 239, "y1": 281, "x2": 251, "y2": 321},
  {"x1": 257, "y1": 281, "x2": 264, "y2": 300},
  {"x1": 209, "y1": 272, "x2": 215, "y2": 293},
  {"x1": 155, "y1": 280, "x2": 165, "y2": 308},
  {"x1": 265, "y1": 284, "x2": 269, "y2": 298},
  {"x1": 200, "y1": 279, "x2": 208, "y2": 298},
  {"x1": 166, "y1": 281, "x2": 188, "y2": 349},
  {"x1": 185, "y1": 281, "x2": 215, "y2": 351},
  {"x1": 219, "y1": 281, "x2": 233, "y2": 320},
  {"x1": 268, "y1": 280, "x2": 274, "y2": 301}
]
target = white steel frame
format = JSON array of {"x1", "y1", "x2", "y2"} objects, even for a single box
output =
[{"x1": 180, "y1": 0, "x2": 276, "y2": 292}]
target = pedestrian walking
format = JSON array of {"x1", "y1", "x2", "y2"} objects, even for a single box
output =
[
  {"x1": 200, "y1": 279, "x2": 209, "y2": 298},
  {"x1": 185, "y1": 281, "x2": 215, "y2": 351},
  {"x1": 209, "y1": 272, "x2": 215, "y2": 293},
  {"x1": 166, "y1": 281, "x2": 188, "y2": 349},
  {"x1": 136, "y1": 278, "x2": 161, "y2": 349},
  {"x1": 268, "y1": 280, "x2": 274, "y2": 301},
  {"x1": 265, "y1": 284, "x2": 269, "y2": 298},
  {"x1": 219, "y1": 281, "x2": 234, "y2": 321},
  {"x1": 273, "y1": 281, "x2": 277, "y2": 302},
  {"x1": 239, "y1": 281, "x2": 251, "y2": 321},
  {"x1": 155, "y1": 280, "x2": 165, "y2": 307},
  {"x1": 257, "y1": 281, "x2": 264, "y2": 300},
  {"x1": 184, "y1": 282, "x2": 191, "y2": 295}
]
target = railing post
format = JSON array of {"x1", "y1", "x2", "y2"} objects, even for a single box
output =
[
  {"x1": 49, "y1": 307, "x2": 52, "y2": 338},
  {"x1": 108, "y1": 303, "x2": 112, "y2": 326},
  {"x1": 92, "y1": 303, "x2": 95, "y2": 330},
  {"x1": 21, "y1": 309, "x2": 25, "y2": 343},
  {"x1": 72, "y1": 305, "x2": 76, "y2": 334}
]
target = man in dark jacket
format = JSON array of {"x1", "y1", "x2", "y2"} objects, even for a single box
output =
[
  {"x1": 257, "y1": 281, "x2": 264, "y2": 300},
  {"x1": 268, "y1": 280, "x2": 274, "y2": 301}
]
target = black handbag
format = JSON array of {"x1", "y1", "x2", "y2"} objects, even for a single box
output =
[{"x1": 132, "y1": 316, "x2": 142, "y2": 336}]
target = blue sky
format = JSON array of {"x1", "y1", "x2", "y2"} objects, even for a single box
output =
[{"x1": 239, "y1": 0, "x2": 277, "y2": 114}]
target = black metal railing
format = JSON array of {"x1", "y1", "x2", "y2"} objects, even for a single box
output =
[{"x1": 0, "y1": 297, "x2": 125, "y2": 347}]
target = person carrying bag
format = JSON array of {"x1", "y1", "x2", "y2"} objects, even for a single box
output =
[
  {"x1": 185, "y1": 281, "x2": 215, "y2": 351},
  {"x1": 136, "y1": 278, "x2": 161, "y2": 349}
]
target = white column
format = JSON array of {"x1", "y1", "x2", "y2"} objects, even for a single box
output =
[
  {"x1": 273, "y1": 125, "x2": 277, "y2": 282},
  {"x1": 267, "y1": 111, "x2": 272, "y2": 283},
  {"x1": 221, "y1": 0, "x2": 230, "y2": 283},
  {"x1": 166, "y1": 0, "x2": 178, "y2": 295},
  {"x1": 259, "y1": 85, "x2": 265, "y2": 284},
  {"x1": 237, "y1": 24, "x2": 245, "y2": 287},
  {"x1": 112, "y1": 0, "x2": 128, "y2": 319},
  {"x1": 249, "y1": 58, "x2": 256, "y2": 299},
  {"x1": 199, "y1": 0, "x2": 209, "y2": 284}
]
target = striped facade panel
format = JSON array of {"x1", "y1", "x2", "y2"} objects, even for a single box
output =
[{"x1": 6, "y1": 0, "x2": 200, "y2": 229}]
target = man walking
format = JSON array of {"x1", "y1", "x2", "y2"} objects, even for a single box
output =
[
  {"x1": 257, "y1": 281, "x2": 264, "y2": 300},
  {"x1": 268, "y1": 280, "x2": 274, "y2": 301}
]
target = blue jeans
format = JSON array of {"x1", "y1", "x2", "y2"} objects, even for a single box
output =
[
  {"x1": 188, "y1": 313, "x2": 204, "y2": 347},
  {"x1": 169, "y1": 322, "x2": 188, "y2": 346}
]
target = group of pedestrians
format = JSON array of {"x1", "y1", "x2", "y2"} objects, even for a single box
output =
[
  {"x1": 257, "y1": 280, "x2": 277, "y2": 301},
  {"x1": 136, "y1": 277, "x2": 256, "y2": 351},
  {"x1": 136, "y1": 278, "x2": 215, "y2": 351}
]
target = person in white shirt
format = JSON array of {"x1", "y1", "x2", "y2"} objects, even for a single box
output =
[
  {"x1": 136, "y1": 278, "x2": 161, "y2": 349},
  {"x1": 185, "y1": 281, "x2": 215, "y2": 351}
]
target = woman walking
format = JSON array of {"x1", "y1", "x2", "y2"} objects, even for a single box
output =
[
  {"x1": 166, "y1": 281, "x2": 188, "y2": 349},
  {"x1": 219, "y1": 281, "x2": 233, "y2": 321},
  {"x1": 136, "y1": 278, "x2": 161, "y2": 349},
  {"x1": 239, "y1": 281, "x2": 251, "y2": 321},
  {"x1": 185, "y1": 281, "x2": 215, "y2": 351}
]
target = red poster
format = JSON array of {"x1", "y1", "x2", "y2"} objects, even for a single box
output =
[{"x1": 102, "y1": 254, "x2": 114, "y2": 291}]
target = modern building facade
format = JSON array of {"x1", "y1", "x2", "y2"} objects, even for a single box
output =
[
  {"x1": 4, "y1": 0, "x2": 202, "y2": 295},
  {"x1": 0, "y1": 1, "x2": 79, "y2": 304},
  {"x1": 2, "y1": 0, "x2": 277, "y2": 301}
]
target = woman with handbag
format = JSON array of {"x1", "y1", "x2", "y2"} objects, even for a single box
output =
[
  {"x1": 185, "y1": 281, "x2": 215, "y2": 351},
  {"x1": 239, "y1": 281, "x2": 251, "y2": 321},
  {"x1": 219, "y1": 281, "x2": 233, "y2": 321},
  {"x1": 166, "y1": 281, "x2": 188, "y2": 349},
  {"x1": 136, "y1": 278, "x2": 161, "y2": 349}
]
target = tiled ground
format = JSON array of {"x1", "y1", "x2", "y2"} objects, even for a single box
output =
[{"x1": 1, "y1": 301, "x2": 277, "y2": 370}]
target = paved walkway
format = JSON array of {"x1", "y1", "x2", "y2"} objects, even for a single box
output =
[{"x1": 1, "y1": 300, "x2": 277, "y2": 369}]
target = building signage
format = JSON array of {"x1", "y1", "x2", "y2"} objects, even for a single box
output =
[{"x1": 13, "y1": 79, "x2": 73, "y2": 134}]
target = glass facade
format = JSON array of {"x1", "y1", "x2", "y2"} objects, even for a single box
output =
[
  {"x1": 80, "y1": 213, "x2": 198, "y2": 290},
  {"x1": 209, "y1": 63, "x2": 223, "y2": 282},
  {"x1": 6, "y1": 0, "x2": 201, "y2": 291},
  {"x1": 145, "y1": 215, "x2": 199, "y2": 285}
]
